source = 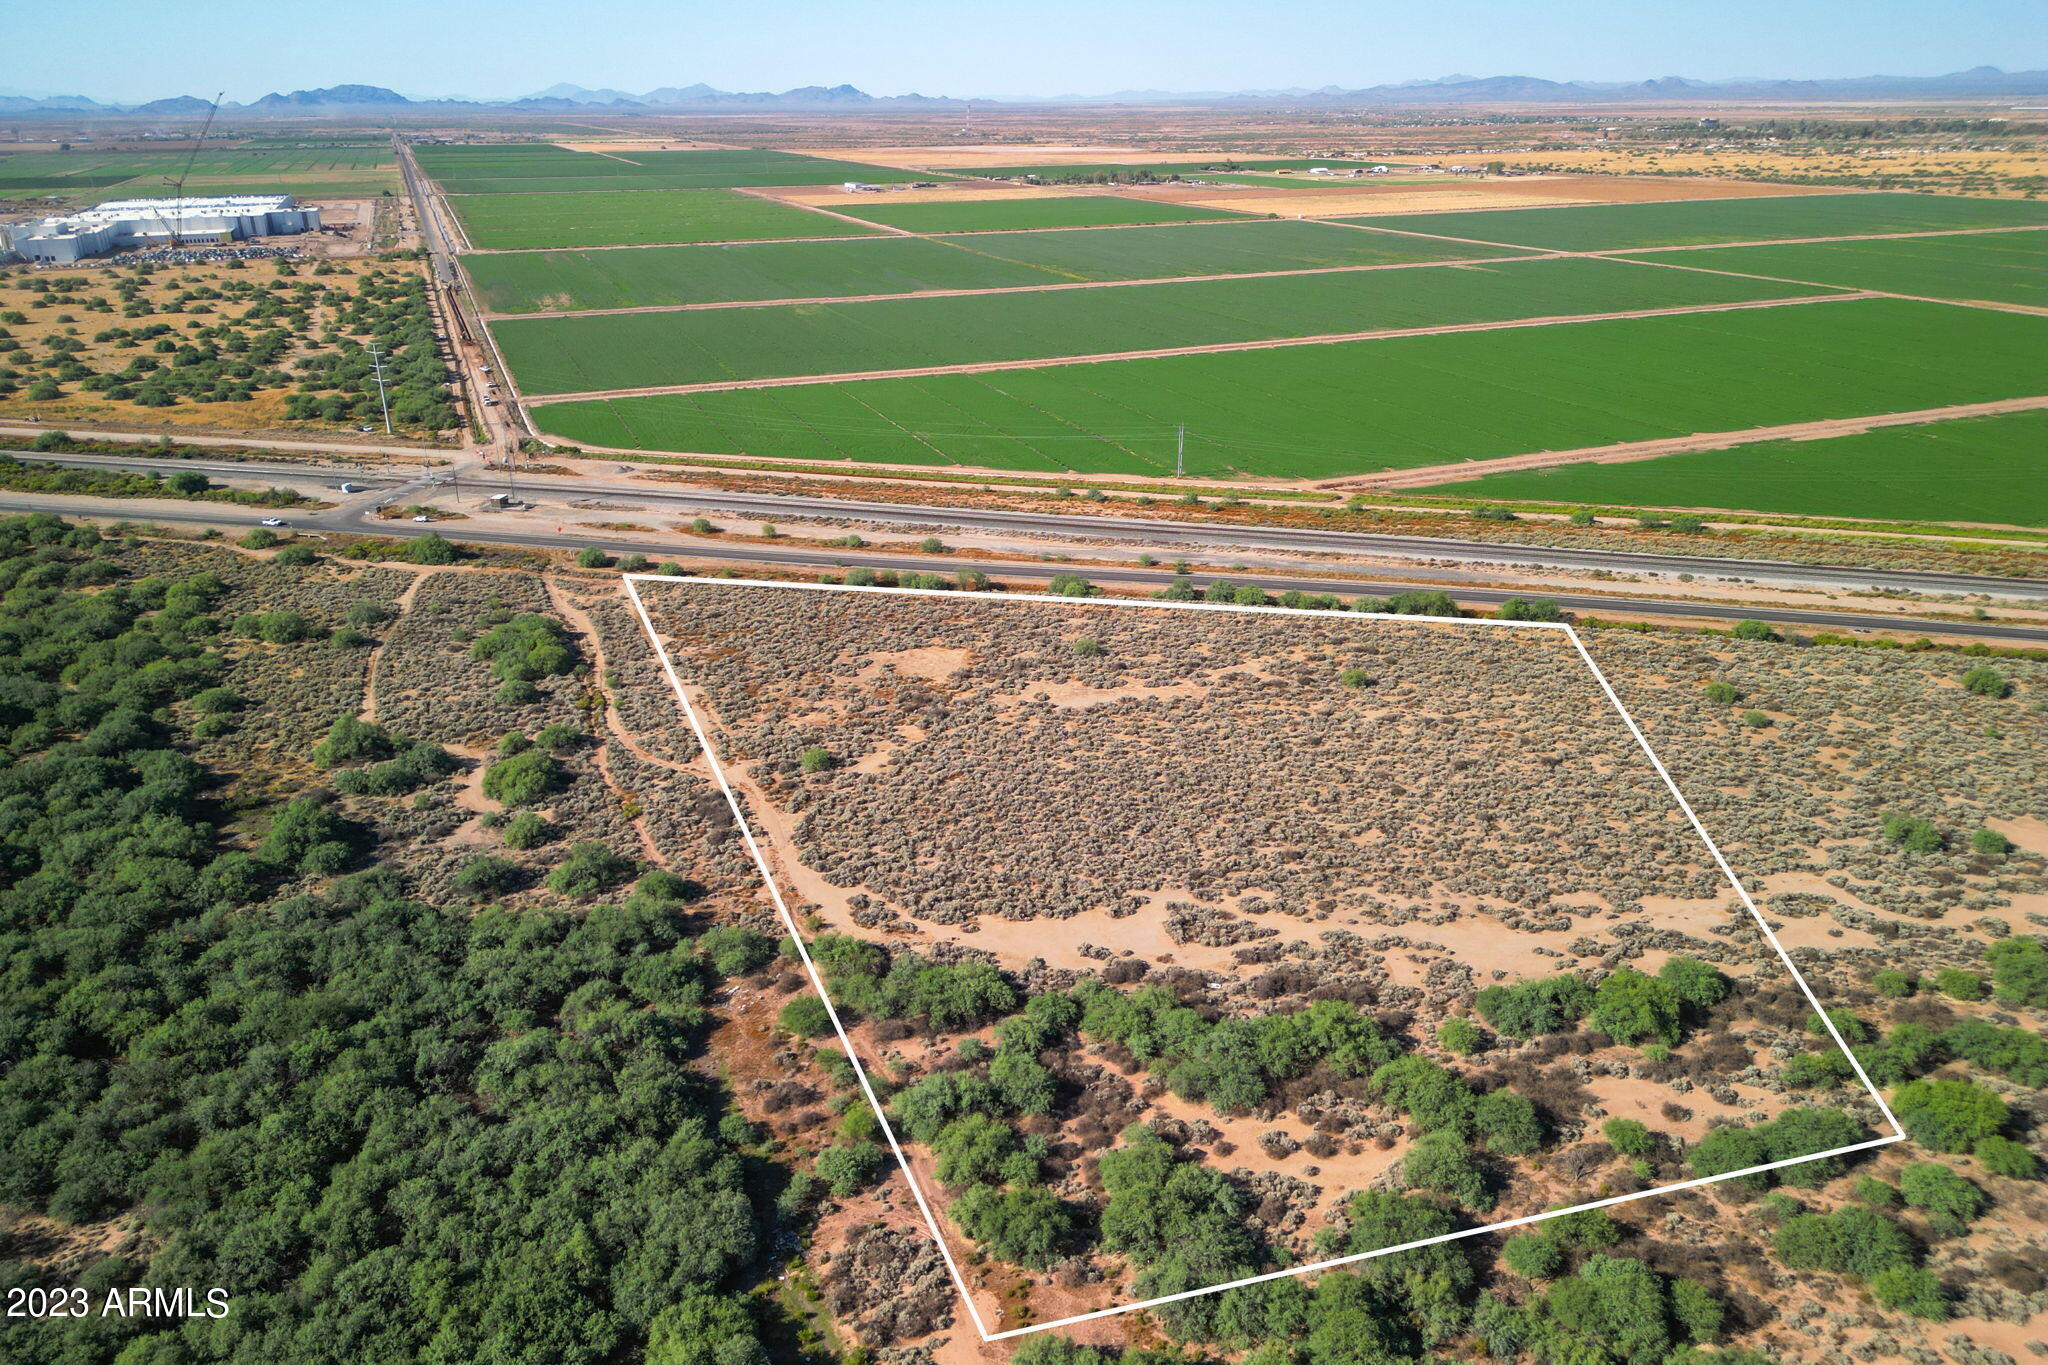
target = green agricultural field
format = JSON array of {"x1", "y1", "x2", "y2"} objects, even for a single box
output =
[
  {"x1": 527, "y1": 298, "x2": 2048, "y2": 479},
  {"x1": 464, "y1": 220, "x2": 1534, "y2": 313},
  {"x1": 1620, "y1": 230, "x2": 2047, "y2": 306},
  {"x1": 1400, "y1": 410, "x2": 2048, "y2": 526},
  {"x1": 0, "y1": 147, "x2": 399, "y2": 202},
  {"x1": 1339, "y1": 192, "x2": 2048, "y2": 251},
  {"x1": 830, "y1": 196, "x2": 1250, "y2": 232},
  {"x1": 417, "y1": 144, "x2": 932, "y2": 193},
  {"x1": 449, "y1": 188, "x2": 871, "y2": 251},
  {"x1": 492, "y1": 256, "x2": 1837, "y2": 395}
]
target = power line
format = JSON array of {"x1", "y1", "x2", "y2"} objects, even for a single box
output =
[{"x1": 365, "y1": 342, "x2": 394, "y2": 436}]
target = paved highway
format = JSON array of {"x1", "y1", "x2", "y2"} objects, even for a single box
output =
[
  {"x1": 434, "y1": 474, "x2": 2046, "y2": 601},
  {"x1": 9, "y1": 493, "x2": 2042, "y2": 645},
  {"x1": 12, "y1": 440, "x2": 2040, "y2": 602}
]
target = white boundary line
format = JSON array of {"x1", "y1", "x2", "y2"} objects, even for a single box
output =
[{"x1": 620, "y1": 573, "x2": 1903, "y2": 1344}]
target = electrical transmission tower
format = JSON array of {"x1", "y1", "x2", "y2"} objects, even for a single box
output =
[{"x1": 366, "y1": 343, "x2": 394, "y2": 435}]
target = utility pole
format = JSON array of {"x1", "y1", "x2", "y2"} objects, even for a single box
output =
[
  {"x1": 366, "y1": 342, "x2": 393, "y2": 435},
  {"x1": 1176, "y1": 423, "x2": 1186, "y2": 478}
]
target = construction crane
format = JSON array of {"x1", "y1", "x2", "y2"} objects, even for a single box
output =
[{"x1": 157, "y1": 91, "x2": 226, "y2": 248}]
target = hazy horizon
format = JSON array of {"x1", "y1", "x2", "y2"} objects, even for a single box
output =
[{"x1": 7, "y1": 0, "x2": 2043, "y2": 105}]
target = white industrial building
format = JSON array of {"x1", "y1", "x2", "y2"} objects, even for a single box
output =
[{"x1": 1, "y1": 194, "x2": 320, "y2": 263}]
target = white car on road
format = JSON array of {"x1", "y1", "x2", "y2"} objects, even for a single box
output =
[{"x1": 260, "y1": 518, "x2": 287, "y2": 527}]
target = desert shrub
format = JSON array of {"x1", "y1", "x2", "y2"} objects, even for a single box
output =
[
  {"x1": 481, "y1": 749, "x2": 561, "y2": 806},
  {"x1": 1701, "y1": 681, "x2": 1739, "y2": 704},
  {"x1": 1960, "y1": 666, "x2": 2012, "y2": 698},
  {"x1": 1336, "y1": 1189, "x2": 1476, "y2": 1347},
  {"x1": 994, "y1": 992, "x2": 1080, "y2": 1055},
  {"x1": 256, "y1": 796, "x2": 353, "y2": 874},
  {"x1": 1545, "y1": 1255, "x2": 1707, "y2": 1363},
  {"x1": 1496, "y1": 596, "x2": 1563, "y2": 622},
  {"x1": 1731, "y1": 619, "x2": 1774, "y2": 641},
  {"x1": 1870, "y1": 968, "x2": 1915, "y2": 998},
  {"x1": 989, "y1": 1046, "x2": 1057, "y2": 1115},
  {"x1": 1438, "y1": 1017, "x2": 1486, "y2": 1055},
  {"x1": 1987, "y1": 936, "x2": 2048, "y2": 1008},
  {"x1": 1854, "y1": 1176, "x2": 1899, "y2": 1205},
  {"x1": 814, "y1": 934, "x2": 1017, "y2": 1032},
  {"x1": 240, "y1": 527, "x2": 280, "y2": 549},
  {"x1": 1869, "y1": 1265, "x2": 1948, "y2": 1319},
  {"x1": 799, "y1": 745, "x2": 833, "y2": 774},
  {"x1": 1932, "y1": 967, "x2": 1984, "y2": 1000},
  {"x1": 453, "y1": 854, "x2": 520, "y2": 899},
  {"x1": 544, "y1": 840, "x2": 633, "y2": 899},
  {"x1": 699, "y1": 925, "x2": 775, "y2": 978},
  {"x1": 1080, "y1": 983, "x2": 1394, "y2": 1113},
  {"x1": 1371, "y1": 1055, "x2": 1476, "y2": 1136},
  {"x1": 1474, "y1": 1090, "x2": 1543, "y2": 1155},
  {"x1": 932, "y1": 1113, "x2": 1040, "y2": 1188},
  {"x1": 1758, "y1": 1107, "x2": 1867, "y2": 1187},
  {"x1": 234, "y1": 610, "x2": 322, "y2": 643},
  {"x1": 470, "y1": 614, "x2": 575, "y2": 682},
  {"x1": 1503, "y1": 1233, "x2": 1564, "y2": 1279},
  {"x1": 1657, "y1": 957, "x2": 1728, "y2": 1011},
  {"x1": 1881, "y1": 811, "x2": 1944, "y2": 854},
  {"x1": 1782, "y1": 1052, "x2": 1853, "y2": 1089},
  {"x1": 501, "y1": 810, "x2": 551, "y2": 849},
  {"x1": 814, "y1": 1141, "x2": 882, "y2": 1197},
  {"x1": 952, "y1": 1186, "x2": 1078, "y2": 1271},
  {"x1": 1603, "y1": 1119, "x2": 1653, "y2": 1157},
  {"x1": 778, "y1": 994, "x2": 833, "y2": 1038},
  {"x1": 1893, "y1": 1078, "x2": 2010, "y2": 1154},
  {"x1": 1402, "y1": 1130, "x2": 1491, "y2": 1209},
  {"x1": 1590, "y1": 967, "x2": 1683, "y2": 1047},
  {"x1": 532, "y1": 722, "x2": 583, "y2": 751},
  {"x1": 1689, "y1": 1124, "x2": 1769, "y2": 1190},
  {"x1": 312, "y1": 714, "x2": 397, "y2": 767},
  {"x1": 1098, "y1": 1124, "x2": 1260, "y2": 1277},
  {"x1": 1853, "y1": 1020, "x2": 1944, "y2": 1088},
  {"x1": 408, "y1": 533, "x2": 457, "y2": 564},
  {"x1": 1899, "y1": 1161, "x2": 1986, "y2": 1236},
  {"x1": 495, "y1": 679, "x2": 540, "y2": 705},
  {"x1": 1475, "y1": 974, "x2": 1592, "y2": 1039},
  {"x1": 1973, "y1": 1135, "x2": 2038, "y2": 1180},
  {"x1": 892, "y1": 1071, "x2": 1002, "y2": 1145},
  {"x1": 1940, "y1": 1019, "x2": 2048, "y2": 1087},
  {"x1": 1971, "y1": 826, "x2": 2015, "y2": 856},
  {"x1": 1772, "y1": 1204, "x2": 1914, "y2": 1279}
]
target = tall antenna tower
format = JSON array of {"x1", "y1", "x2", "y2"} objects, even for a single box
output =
[{"x1": 159, "y1": 91, "x2": 226, "y2": 248}]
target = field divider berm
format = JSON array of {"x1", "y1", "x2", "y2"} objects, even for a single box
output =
[
  {"x1": 476, "y1": 251, "x2": 1572, "y2": 320},
  {"x1": 1318, "y1": 393, "x2": 2048, "y2": 489},
  {"x1": 530, "y1": 291, "x2": 1874, "y2": 401}
]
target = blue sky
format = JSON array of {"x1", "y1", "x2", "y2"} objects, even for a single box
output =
[{"x1": 7, "y1": 0, "x2": 2044, "y2": 102}]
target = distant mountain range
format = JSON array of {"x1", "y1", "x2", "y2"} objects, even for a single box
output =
[
  {"x1": 4, "y1": 67, "x2": 2046, "y2": 117},
  {"x1": 0, "y1": 81, "x2": 962, "y2": 116}
]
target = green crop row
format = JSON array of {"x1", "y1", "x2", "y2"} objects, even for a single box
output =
[
  {"x1": 489, "y1": 255, "x2": 1836, "y2": 395},
  {"x1": 1619, "y1": 230, "x2": 2046, "y2": 306},
  {"x1": 1401, "y1": 410, "x2": 2048, "y2": 526},
  {"x1": 1339, "y1": 191, "x2": 2048, "y2": 251},
  {"x1": 524, "y1": 298, "x2": 2048, "y2": 480},
  {"x1": 448, "y1": 188, "x2": 871, "y2": 251},
  {"x1": 463, "y1": 220, "x2": 1532, "y2": 314}
]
